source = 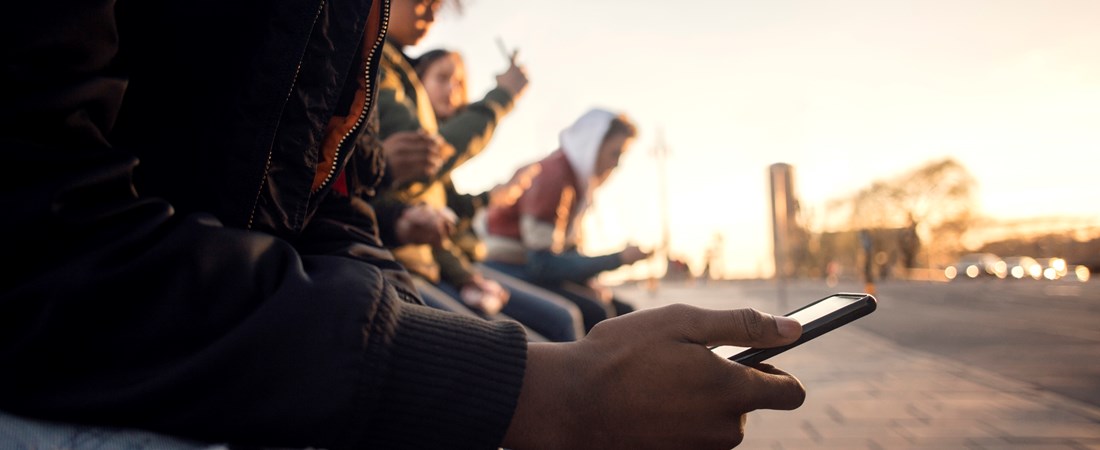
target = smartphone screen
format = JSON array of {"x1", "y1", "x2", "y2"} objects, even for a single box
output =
[{"x1": 711, "y1": 293, "x2": 877, "y2": 365}]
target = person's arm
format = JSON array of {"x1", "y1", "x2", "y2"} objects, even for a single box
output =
[
  {"x1": 1, "y1": 5, "x2": 527, "y2": 449},
  {"x1": 298, "y1": 189, "x2": 423, "y2": 297},
  {"x1": 375, "y1": 53, "x2": 449, "y2": 197},
  {"x1": 376, "y1": 57, "x2": 423, "y2": 140},
  {"x1": 436, "y1": 56, "x2": 527, "y2": 175},
  {"x1": 518, "y1": 209, "x2": 636, "y2": 284},
  {"x1": 445, "y1": 179, "x2": 490, "y2": 222},
  {"x1": 2, "y1": 151, "x2": 528, "y2": 450},
  {"x1": 437, "y1": 86, "x2": 515, "y2": 174},
  {"x1": 526, "y1": 247, "x2": 625, "y2": 285},
  {"x1": 342, "y1": 123, "x2": 412, "y2": 249},
  {"x1": 434, "y1": 240, "x2": 478, "y2": 288}
]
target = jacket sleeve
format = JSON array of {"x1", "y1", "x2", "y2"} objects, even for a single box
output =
[
  {"x1": 516, "y1": 214, "x2": 621, "y2": 284},
  {"x1": 434, "y1": 241, "x2": 478, "y2": 288},
  {"x1": 376, "y1": 63, "x2": 423, "y2": 139},
  {"x1": 0, "y1": 4, "x2": 527, "y2": 449},
  {"x1": 525, "y1": 248, "x2": 625, "y2": 285},
  {"x1": 298, "y1": 190, "x2": 424, "y2": 300},
  {"x1": 1, "y1": 151, "x2": 528, "y2": 450},
  {"x1": 437, "y1": 87, "x2": 515, "y2": 174}
]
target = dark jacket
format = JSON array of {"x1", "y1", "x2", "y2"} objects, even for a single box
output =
[{"x1": 0, "y1": 1, "x2": 526, "y2": 449}]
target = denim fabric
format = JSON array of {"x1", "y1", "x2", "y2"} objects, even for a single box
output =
[
  {"x1": 411, "y1": 275, "x2": 568, "y2": 342},
  {"x1": 481, "y1": 261, "x2": 616, "y2": 332},
  {"x1": 478, "y1": 265, "x2": 584, "y2": 342},
  {"x1": 0, "y1": 410, "x2": 227, "y2": 450}
]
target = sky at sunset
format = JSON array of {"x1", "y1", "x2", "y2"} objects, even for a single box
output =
[{"x1": 410, "y1": 0, "x2": 1100, "y2": 279}]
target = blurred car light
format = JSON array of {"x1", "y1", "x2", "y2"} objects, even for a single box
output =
[
  {"x1": 967, "y1": 265, "x2": 980, "y2": 278},
  {"x1": 1044, "y1": 267, "x2": 1058, "y2": 280},
  {"x1": 1075, "y1": 265, "x2": 1090, "y2": 282}
]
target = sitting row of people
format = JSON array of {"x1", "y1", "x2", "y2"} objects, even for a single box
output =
[
  {"x1": 369, "y1": 3, "x2": 652, "y2": 340},
  {"x1": 3, "y1": 0, "x2": 808, "y2": 447}
]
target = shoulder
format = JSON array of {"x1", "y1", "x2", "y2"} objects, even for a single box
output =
[
  {"x1": 379, "y1": 43, "x2": 416, "y2": 89},
  {"x1": 521, "y1": 153, "x2": 577, "y2": 219},
  {"x1": 531, "y1": 151, "x2": 576, "y2": 187}
]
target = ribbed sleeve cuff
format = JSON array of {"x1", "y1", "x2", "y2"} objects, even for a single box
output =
[{"x1": 365, "y1": 302, "x2": 528, "y2": 449}]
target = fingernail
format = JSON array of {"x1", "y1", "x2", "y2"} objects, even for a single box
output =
[{"x1": 775, "y1": 316, "x2": 801, "y2": 338}]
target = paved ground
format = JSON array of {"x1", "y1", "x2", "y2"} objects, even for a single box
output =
[{"x1": 616, "y1": 281, "x2": 1100, "y2": 449}]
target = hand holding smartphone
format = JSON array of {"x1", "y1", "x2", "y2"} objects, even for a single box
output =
[{"x1": 711, "y1": 293, "x2": 877, "y2": 365}]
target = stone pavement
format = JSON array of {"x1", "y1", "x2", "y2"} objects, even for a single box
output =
[{"x1": 615, "y1": 282, "x2": 1100, "y2": 450}]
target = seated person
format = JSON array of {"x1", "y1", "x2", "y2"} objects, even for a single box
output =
[
  {"x1": 483, "y1": 108, "x2": 651, "y2": 332},
  {"x1": 417, "y1": 48, "x2": 587, "y2": 341},
  {"x1": 368, "y1": 7, "x2": 579, "y2": 341}
]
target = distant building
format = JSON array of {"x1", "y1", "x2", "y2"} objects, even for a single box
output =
[{"x1": 769, "y1": 163, "x2": 807, "y2": 280}]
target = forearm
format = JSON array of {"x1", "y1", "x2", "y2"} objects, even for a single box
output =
[
  {"x1": 3, "y1": 210, "x2": 526, "y2": 449},
  {"x1": 376, "y1": 85, "x2": 422, "y2": 140},
  {"x1": 526, "y1": 249, "x2": 623, "y2": 284},
  {"x1": 4, "y1": 3, "x2": 529, "y2": 447},
  {"x1": 434, "y1": 242, "x2": 477, "y2": 288},
  {"x1": 438, "y1": 87, "x2": 514, "y2": 173},
  {"x1": 2, "y1": 152, "x2": 525, "y2": 449},
  {"x1": 299, "y1": 192, "x2": 420, "y2": 295},
  {"x1": 445, "y1": 180, "x2": 490, "y2": 220},
  {"x1": 369, "y1": 194, "x2": 412, "y2": 247},
  {"x1": 502, "y1": 342, "x2": 576, "y2": 449}
]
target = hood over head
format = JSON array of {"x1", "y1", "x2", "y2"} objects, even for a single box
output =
[{"x1": 560, "y1": 108, "x2": 617, "y2": 197}]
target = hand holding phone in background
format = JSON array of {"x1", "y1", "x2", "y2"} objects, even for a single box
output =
[{"x1": 495, "y1": 36, "x2": 529, "y2": 98}]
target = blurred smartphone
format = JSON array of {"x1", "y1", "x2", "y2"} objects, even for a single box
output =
[{"x1": 711, "y1": 293, "x2": 877, "y2": 365}]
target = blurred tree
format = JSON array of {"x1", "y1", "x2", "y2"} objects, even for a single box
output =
[{"x1": 833, "y1": 158, "x2": 978, "y2": 267}]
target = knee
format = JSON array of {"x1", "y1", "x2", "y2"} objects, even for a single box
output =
[
  {"x1": 558, "y1": 302, "x2": 583, "y2": 330},
  {"x1": 550, "y1": 302, "x2": 583, "y2": 341}
]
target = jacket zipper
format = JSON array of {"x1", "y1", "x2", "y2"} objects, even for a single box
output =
[
  {"x1": 247, "y1": 0, "x2": 327, "y2": 230},
  {"x1": 313, "y1": 0, "x2": 390, "y2": 194}
]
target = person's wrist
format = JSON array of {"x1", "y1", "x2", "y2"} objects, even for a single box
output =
[
  {"x1": 502, "y1": 342, "x2": 579, "y2": 449},
  {"x1": 494, "y1": 81, "x2": 521, "y2": 98},
  {"x1": 617, "y1": 250, "x2": 632, "y2": 265}
]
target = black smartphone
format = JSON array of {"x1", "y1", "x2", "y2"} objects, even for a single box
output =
[{"x1": 711, "y1": 293, "x2": 877, "y2": 365}]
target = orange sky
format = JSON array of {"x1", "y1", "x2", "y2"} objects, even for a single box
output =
[{"x1": 412, "y1": 0, "x2": 1100, "y2": 279}]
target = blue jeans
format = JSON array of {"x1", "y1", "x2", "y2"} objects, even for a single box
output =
[
  {"x1": 0, "y1": 409, "x2": 225, "y2": 450},
  {"x1": 482, "y1": 261, "x2": 634, "y2": 333},
  {"x1": 412, "y1": 274, "x2": 580, "y2": 342},
  {"x1": 478, "y1": 265, "x2": 584, "y2": 342}
]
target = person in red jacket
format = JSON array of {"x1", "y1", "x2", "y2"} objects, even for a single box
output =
[{"x1": 484, "y1": 108, "x2": 651, "y2": 331}]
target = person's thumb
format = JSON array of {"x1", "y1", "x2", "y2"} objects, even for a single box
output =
[{"x1": 679, "y1": 306, "x2": 801, "y2": 348}]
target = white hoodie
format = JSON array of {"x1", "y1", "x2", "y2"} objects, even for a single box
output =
[{"x1": 559, "y1": 108, "x2": 618, "y2": 211}]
